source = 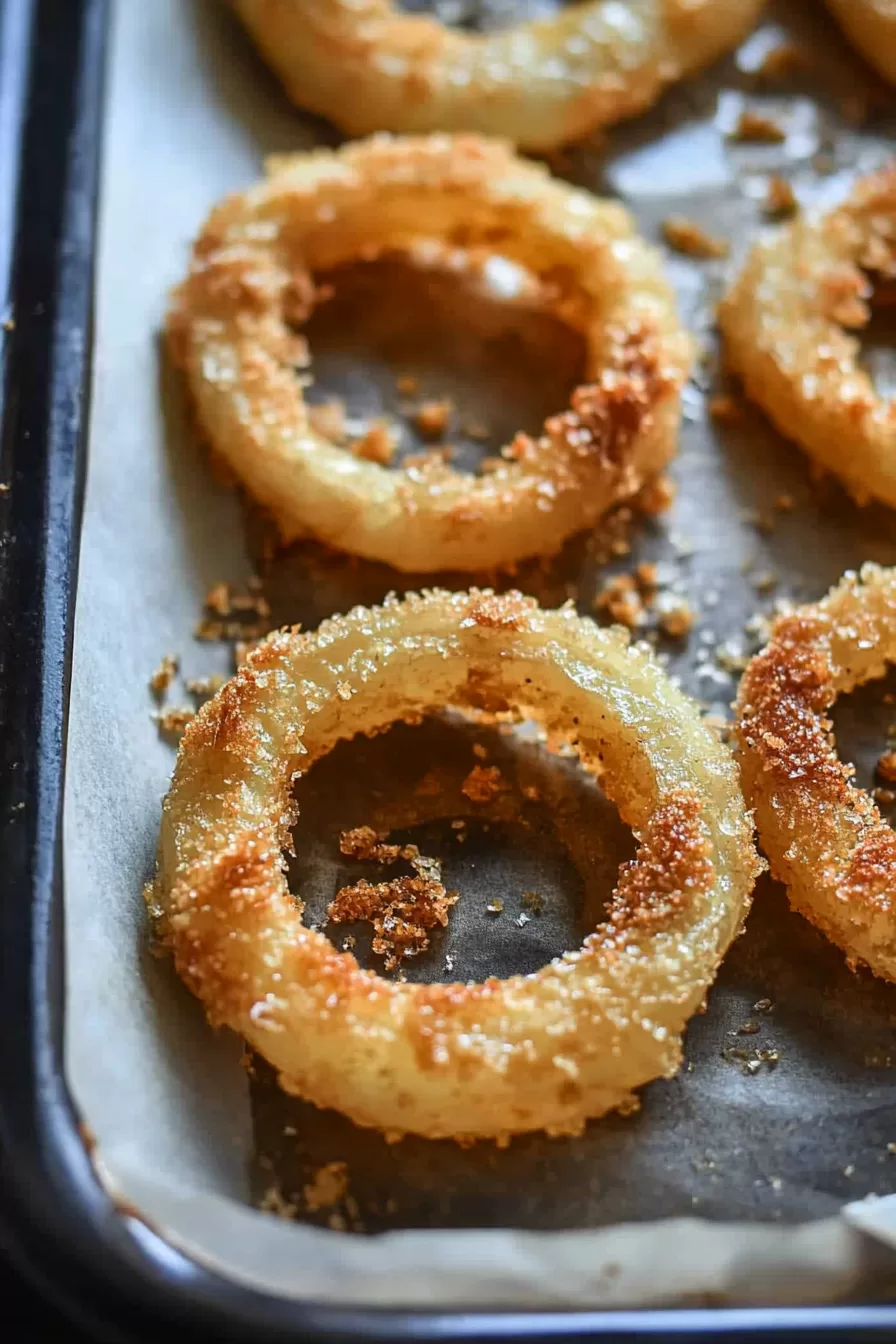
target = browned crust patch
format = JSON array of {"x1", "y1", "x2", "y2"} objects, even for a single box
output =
[
  {"x1": 163, "y1": 832, "x2": 282, "y2": 1026},
  {"x1": 841, "y1": 824, "x2": 896, "y2": 917},
  {"x1": 735, "y1": 612, "x2": 852, "y2": 807},
  {"x1": 604, "y1": 790, "x2": 714, "y2": 936}
]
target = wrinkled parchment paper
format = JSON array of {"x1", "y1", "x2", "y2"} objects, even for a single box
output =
[{"x1": 64, "y1": 0, "x2": 896, "y2": 1309}]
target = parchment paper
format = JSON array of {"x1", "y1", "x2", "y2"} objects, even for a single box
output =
[{"x1": 64, "y1": 0, "x2": 896, "y2": 1309}]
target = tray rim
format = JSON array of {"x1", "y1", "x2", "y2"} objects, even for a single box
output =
[{"x1": 0, "y1": 0, "x2": 895, "y2": 1338}]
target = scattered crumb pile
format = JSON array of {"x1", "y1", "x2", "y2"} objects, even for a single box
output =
[
  {"x1": 302, "y1": 1160, "x2": 349, "y2": 1213},
  {"x1": 594, "y1": 562, "x2": 694, "y2": 638},
  {"x1": 460, "y1": 763, "x2": 507, "y2": 803},
  {"x1": 195, "y1": 577, "x2": 271, "y2": 642},
  {"x1": 328, "y1": 825, "x2": 458, "y2": 970}
]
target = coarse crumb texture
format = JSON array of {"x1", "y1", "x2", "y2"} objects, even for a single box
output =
[
  {"x1": 230, "y1": 1, "x2": 765, "y2": 151},
  {"x1": 826, "y1": 1, "x2": 896, "y2": 85},
  {"x1": 147, "y1": 589, "x2": 759, "y2": 1142},
  {"x1": 719, "y1": 166, "x2": 896, "y2": 510},
  {"x1": 735, "y1": 564, "x2": 896, "y2": 983},
  {"x1": 328, "y1": 873, "x2": 457, "y2": 971},
  {"x1": 167, "y1": 135, "x2": 691, "y2": 572}
]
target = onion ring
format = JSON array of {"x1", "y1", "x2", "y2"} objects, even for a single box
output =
[
  {"x1": 230, "y1": 1, "x2": 765, "y2": 151},
  {"x1": 147, "y1": 589, "x2": 759, "y2": 1142},
  {"x1": 167, "y1": 135, "x2": 690, "y2": 572},
  {"x1": 826, "y1": 1, "x2": 896, "y2": 85},
  {"x1": 718, "y1": 166, "x2": 896, "y2": 510},
  {"x1": 735, "y1": 564, "x2": 896, "y2": 983}
]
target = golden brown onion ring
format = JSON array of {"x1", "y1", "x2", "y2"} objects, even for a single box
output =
[
  {"x1": 148, "y1": 589, "x2": 759, "y2": 1142},
  {"x1": 719, "y1": 167, "x2": 896, "y2": 510},
  {"x1": 167, "y1": 135, "x2": 690, "y2": 572},
  {"x1": 231, "y1": 0, "x2": 766, "y2": 151},
  {"x1": 827, "y1": 1, "x2": 896, "y2": 85},
  {"x1": 736, "y1": 564, "x2": 896, "y2": 983}
]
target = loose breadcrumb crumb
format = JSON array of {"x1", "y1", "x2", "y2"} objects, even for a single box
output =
[
  {"x1": 765, "y1": 175, "x2": 797, "y2": 217},
  {"x1": 302, "y1": 1161, "x2": 349, "y2": 1213},
  {"x1": 461, "y1": 764, "x2": 506, "y2": 803},
  {"x1": 149, "y1": 653, "x2": 179, "y2": 696},
  {"x1": 415, "y1": 398, "x2": 453, "y2": 438},
  {"x1": 657, "y1": 600, "x2": 694, "y2": 639},
  {"x1": 351, "y1": 420, "x2": 397, "y2": 465},
  {"x1": 594, "y1": 574, "x2": 646, "y2": 629},
  {"x1": 730, "y1": 111, "x2": 786, "y2": 143},
  {"x1": 339, "y1": 824, "x2": 402, "y2": 864},
  {"x1": 635, "y1": 561, "x2": 658, "y2": 591},
  {"x1": 154, "y1": 706, "x2": 195, "y2": 740},
  {"x1": 722, "y1": 1045, "x2": 780, "y2": 1074},
  {"x1": 196, "y1": 579, "x2": 271, "y2": 642},
  {"x1": 662, "y1": 216, "x2": 729, "y2": 259}
]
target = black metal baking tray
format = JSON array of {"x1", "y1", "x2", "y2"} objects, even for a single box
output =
[{"x1": 1, "y1": 0, "x2": 896, "y2": 1339}]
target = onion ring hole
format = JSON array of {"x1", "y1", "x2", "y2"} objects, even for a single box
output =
[
  {"x1": 300, "y1": 254, "x2": 588, "y2": 479},
  {"x1": 288, "y1": 712, "x2": 636, "y2": 983}
]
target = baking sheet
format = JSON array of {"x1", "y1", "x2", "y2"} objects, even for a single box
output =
[{"x1": 63, "y1": 0, "x2": 896, "y2": 1309}]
